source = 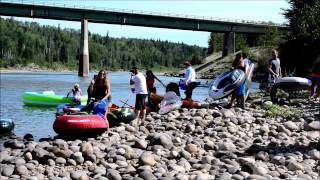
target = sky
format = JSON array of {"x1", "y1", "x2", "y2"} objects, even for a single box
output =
[{"x1": 3, "y1": 0, "x2": 290, "y2": 47}]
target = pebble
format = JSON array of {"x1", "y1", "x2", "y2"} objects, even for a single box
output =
[
  {"x1": 15, "y1": 165, "x2": 29, "y2": 175},
  {"x1": 140, "y1": 152, "x2": 156, "y2": 166},
  {"x1": 139, "y1": 170, "x2": 157, "y2": 180},
  {"x1": 185, "y1": 144, "x2": 198, "y2": 154},
  {"x1": 1, "y1": 164, "x2": 14, "y2": 176},
  {"x1": 308, "y1": 149, "x2": 320, "y2": 160},
  {"x1": 308, "y1": 121, "x2": 320, "y2": 130},
  {"x1": 287, "y1": 161, "x2": 304, "y2": 171},
  {"x1": 0, "y1": 97, "x2": 319, "y2": 180}
]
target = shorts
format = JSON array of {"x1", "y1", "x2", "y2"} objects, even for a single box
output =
[
  {"x1": 185, "y1": 82, "x2": 198, "y2": 99},
  {"x1": 72, "y1": 99, "x2": 81, "y2": 105},
  {"x1": 268, "y1": 74, "x2": 278, "y2": 87},
  {"x1": 135, "y1": 94, "x2": 147, "y2": 111},
  {"x1": 235, "y1": 80, "x2": 247, "y2": 97}
]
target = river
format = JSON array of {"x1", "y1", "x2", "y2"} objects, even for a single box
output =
[{"x1": 0, "y1": 72, "x2": 259, "y2": 140}]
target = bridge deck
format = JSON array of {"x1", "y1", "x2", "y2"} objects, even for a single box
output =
[{"x1": 0, "y1": 1, "x2": 289, "y2": 34}]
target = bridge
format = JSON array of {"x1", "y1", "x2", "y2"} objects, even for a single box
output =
[{"x1": 0, "y1": 0, "x2": 289, "y2": 76}]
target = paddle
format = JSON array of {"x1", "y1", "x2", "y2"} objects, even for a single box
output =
[
  {"x1": 120, "y1": 99, "x2": 134, "y2": 108},
  {"x1": 155, "y1": 76, "x2": 167, "y2": 88},
  {"x1": 147, "y1": 71, "x2": 166, "y2": 88}
]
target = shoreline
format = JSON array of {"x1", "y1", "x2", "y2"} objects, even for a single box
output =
[
  {"x1": 0, "y1": 95, "x2": 319, "y2": 179},
  {"x1": 0, "y1": 68, "x2": 167, "y2": 76}
]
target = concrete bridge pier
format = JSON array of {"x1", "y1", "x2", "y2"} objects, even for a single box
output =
[
  {"x1": 222, "y1": 32, "x2": 235, "y2": 57},
  {"x1": 78, "y1": 19, "x2": 89, "y2": 77}
]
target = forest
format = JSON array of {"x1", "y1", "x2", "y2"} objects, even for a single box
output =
[{"x1": 0, "y1": 17, "x2": 206, "y2": 71}]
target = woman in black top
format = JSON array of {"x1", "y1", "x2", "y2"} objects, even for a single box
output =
[
  {"x1": 92, "y1": 70, "x2": 110, "y2": 101},
  {"x1": 85, "y1": 70, "x2": 111, "y2": 116}
]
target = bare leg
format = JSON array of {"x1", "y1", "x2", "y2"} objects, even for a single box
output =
[
  {"x1": 188, "y1": 98, "x2": 193, "y2": 109},
  {"x1": 315, "y1": 83, "x2": 320, "y2": 98},
  {"x1": 227, "y1": 94, "x2": 236, "y2": 108},
  {"x1": 140, "y1": 109, "x2": 146, "y2": 124},
  {"x1": 133, "y1": 110, "x2": 141, "y2": 127},
  {"x1": 240, "y1": 96, "x2": 245, "y2": 108}
]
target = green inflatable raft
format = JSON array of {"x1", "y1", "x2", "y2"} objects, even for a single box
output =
[
  {"x1": 107, "y1": 108, "x2": 136, "y2": 127},
  {"x1": 22, "y1": 91, "x2": 88, "y2": 106}
]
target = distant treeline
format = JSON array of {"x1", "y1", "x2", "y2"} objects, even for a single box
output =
[
  {"x1": 0, "y1": 18, "x2": 206, "y2": 71},
  {"x1": 207, "y1": 26, "x2": 281, "y2": 55}
]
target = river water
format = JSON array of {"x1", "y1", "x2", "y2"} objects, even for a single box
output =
[{"x1": 0, "y1": 72, "x2": 259, "y2": 140}]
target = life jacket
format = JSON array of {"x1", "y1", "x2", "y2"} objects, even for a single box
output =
[{"x1": 146, "y1": 78, "x2": 155, "y2": 89}]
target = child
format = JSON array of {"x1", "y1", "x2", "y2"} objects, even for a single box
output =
[
  {"x1": 67, "y1": 84, "x2": 82, "y2": 105},
  {"x1": 148, "y1": 87, "x2": 164, "y2": 112}
]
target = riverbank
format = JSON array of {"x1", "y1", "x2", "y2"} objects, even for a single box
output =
[
  {"x1": 1, "y1": 93, "x2": 319, "y2": 179},
  {"x1": 0, "y1": 63, "x2": 73, "y2": 73},
  {"x1": 0, "y1": 65, "x2": 167, "y2": 76}
]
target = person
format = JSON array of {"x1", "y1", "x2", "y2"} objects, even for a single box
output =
[
  {"x1": 87, "y1": 74, "x2": 97, "y2": 104},
  {"x1": 148, "y1": 87, "x2": 163, "y2": 112},
  {"x1": 146, "y1": 70, "x2": 165, "y2": 92},
  {"x1": 268, "y1": 50, "x2": 282, "y2": 88},
  {"x1": 227, "y1": 53, "x2": 246, "y2": 108},
  {"x1": 145, "y1": 70, "x2": 165, "y2": 103},
  {"x1": 242, "y1": 52, "x2": 254, "y2": 99},
  {"x1": 66, "y1": 83, "x2": 82, "y2": 105},
  {"x1": 243, "y1": 53, "x2": 251, "y2": 70},
  {"x1": 83, "y1": 70, "x2": 111, "y2": 117},
  {"x1": 183, "y1": 61, "x2": 197, "y2": 108},
  {"x1": 311, "y1": 56, "x2": 320, "y2": 98},
  {"x1": 166, "y1": 82, "x2": 180, "y2": 97},
  {"x1": 130, "y1": 67, "x2": 148, "y2": 126}
]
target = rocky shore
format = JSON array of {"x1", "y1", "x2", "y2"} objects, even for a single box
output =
[{"x1": 1, "y1": 97, "x2": 319, "y2": 180}]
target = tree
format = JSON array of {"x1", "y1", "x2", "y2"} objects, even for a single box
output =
[
  {"x1": 235, "y1": 34, "x2": 248, "y2": 51},
  {"x1": 257, "y1": 26, "x2": 279, "y2": 48},
  {"x1": 60, "y1": 43, "x2": 68, "y2": 62},
  {"x1": 207, "y1": 33, "x2": 215, "y2": 55},
  {"x1": 280, "y1": 0, "x2": 320, "y2": 76},
  {"x1": 190, "y1": 52, "x2": 203, "y2": 65}
]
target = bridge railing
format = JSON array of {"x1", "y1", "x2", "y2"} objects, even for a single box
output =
[{"x1": 1, "y1": 0, "x2": 288, "y2": 27}]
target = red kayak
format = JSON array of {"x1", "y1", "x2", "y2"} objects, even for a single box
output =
[
  {"x1": 53, "y1": 115, "x2": 108, "y2": 136},
  {"x1": 181, "y1": 99, "x2": 202, "y2": 109}
]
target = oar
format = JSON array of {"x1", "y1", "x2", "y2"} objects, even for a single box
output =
[
  {"x1": 120, "y1": 99, "x2": 133, "y2": 108},
  {"x1": 155, "y1": 76, "x2": 166, "y2": 88}
]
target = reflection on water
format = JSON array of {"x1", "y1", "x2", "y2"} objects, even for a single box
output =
[
  {"x1": 1, "y1": 72, "x2": 259, "y2": 141},
  {"x1": 23, "y1": 106, "x2": 56, "y2": 111}
]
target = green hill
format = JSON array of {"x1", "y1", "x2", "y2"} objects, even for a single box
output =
[{"x1": 0, "y1": 18, "x2": 206, "y2": 71}]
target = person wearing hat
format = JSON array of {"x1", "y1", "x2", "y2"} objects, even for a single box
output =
[
  {"x1": 183, "y1": 61, "x2": 197, "y2": 107},
  {"x1": 66, "y1": 83, "x2": 83, "y2": 105},
  {"x1": 130, "y1": 67, "x2": 148, "y2": 126}
]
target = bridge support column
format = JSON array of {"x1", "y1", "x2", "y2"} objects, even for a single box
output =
[
  {"x1": 222, "y1": 32, "x2": 235, "y2": 57},
  {"x1": 78, "y1": 19, "x2": 89, "y2": 77}
]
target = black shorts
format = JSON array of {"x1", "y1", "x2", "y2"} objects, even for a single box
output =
[
  {"x1": 185, "y1": 82, "x2": 197, "y2": 99},
  {"x1": 135, "y1": 94, "x2": 147, "y2": 110}
]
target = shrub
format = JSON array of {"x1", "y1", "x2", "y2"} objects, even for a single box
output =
[{"x1": 258, "y1": 104, "x2": 302, "y2": 119}]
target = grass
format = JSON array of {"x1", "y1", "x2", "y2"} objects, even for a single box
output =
[{"x1": 258, "y1": 103, "x2": 303, "y2": 119}]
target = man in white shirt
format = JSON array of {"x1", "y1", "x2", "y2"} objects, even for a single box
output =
[
  {"x1": 183, "y1": 61, "x2": 197, "y2": 107},
  {"x1": 130, "y1": 67, "x2": 148, "y2": 126}
]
